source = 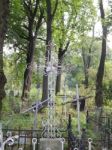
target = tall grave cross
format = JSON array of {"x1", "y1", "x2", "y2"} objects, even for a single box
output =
[
  {"x1": 42, "y1": 42, "x2": 61, "y2": 138},
  {"x1": 21, "y1": 42, "x2": 59, "y2": 136},
  {"x1": 39, "y1": 42, "x2": 66, "y2": 150}
]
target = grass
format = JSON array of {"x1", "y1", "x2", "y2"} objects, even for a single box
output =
[{"x1": 1, "y1": 89, "x2": 112, "y2": 150}]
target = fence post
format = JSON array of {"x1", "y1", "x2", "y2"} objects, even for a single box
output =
[
  {"x1": 30, "y1": 128, "x2": 33, "y2": 150},
  {"x1": 24, "y1": 132, "x2": 27, "y2": 150},
  {"x1": 18, "y1": 127, "x2": 21, "y2": 149},
  {"x1": 88, "y1": 138, "x2": 92, "y2": 150},
  {"x1": 76, "y1": 84, "x2": 81, "y2": 137},
  {"x1": 32, "y1": 138, "x2": 37, "y2": 150},
  {"x1": 36, "y1": 133, "x2": 39, "y2": 150},
  {"x1": 67, "y1": 114, "x2": 71, "y2": 149},
  {"x1": 86, "y1": 110, "x2": 89, "y2": 125}
]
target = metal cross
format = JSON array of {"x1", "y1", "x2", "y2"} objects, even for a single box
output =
[
  {"x1": 44, "y1": 47, "x2": 58, "y2": 138},
  {"x1": 41, "y1": 42, "x2": 62, "y2": 138}
]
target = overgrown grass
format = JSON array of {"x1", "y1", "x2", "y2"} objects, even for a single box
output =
[{"x1": 1, "y1": 87, "x2": 112, "y2": 149}]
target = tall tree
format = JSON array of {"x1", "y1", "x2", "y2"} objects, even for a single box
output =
[
  {"x1": 7, "y1": 0, "x2": 44, "y2": 102},
  {"x1": 95, "y1": 0, "x2": 107, "y2": 107},
  {"x1": 55, "y1": 0, "x2": 95, "y2": 93},
  {"x1": 54, "y1": 0, "x2": 78, "y2": 94},
  {"x1": 0, "y1": 0, "x2": 9, "y2": 118},
  {"x1": 42, "y1": 0, "x2": 58, "y2": 101},
  {"x1": 21, "y1": 0, "x2": 44, "y2": 101}
]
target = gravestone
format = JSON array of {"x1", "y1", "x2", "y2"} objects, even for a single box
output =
[{"x1": 39, "y1": 138, "x2": 65, "y2": 150}]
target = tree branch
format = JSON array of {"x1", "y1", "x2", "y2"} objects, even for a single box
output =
[
  {"x1": 32, "y1": 0, "x2": 40, "y2": 18},
  {"x1": 34, "y1": 8, "x2": 44, "y2": 38},
  {"x1": 58, "y1": 41, "x2": 70, "y2": 59},
  {"x1": 52, "y1": 0, "x2": 58, "y2": 18},
  {"x1": 23, "y1": 0, "x2": 33, "y2": 17},
  {"x1": 37, "y1": 37, "x2": 46, "y2": 42}
]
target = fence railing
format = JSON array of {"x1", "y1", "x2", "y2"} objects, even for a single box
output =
[
  {"x1": 86, "y1": 111, "x2": 112, "y2": 149},
  {"x1": 2, "y1": 128, "x2": 67, "y2": 150},
  {"x1": 2, "y1": 113, "x2": 112, "y2": 150}
]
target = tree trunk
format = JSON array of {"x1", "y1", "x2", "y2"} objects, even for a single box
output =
[
  {"x1": 21, "y1": 36, "x2": 35, "y2": 101},
  {"x1": 55, "y1": 48, "x2": 65, "y2": 94},
  {"x1": 55, "y1": 42, "x2": 69, "y2": 95},
  {"x1": 42, "y1": 22, "x2": 52, "y2": 101},
  {"x1": 42, "y1": 0, "x2": 52, "y2": 101},
  {"x1": 0, "y1": 0, "x2": 9, "y2": 118},
  {"x1": 82, "y1": 48, "x2": 89, "y2": 88},
  {"x1": 41, "y1": 0, "x2": 58, "y2": 101},
  {"x1": 84, "y1": 70, "x2": 89, "y2": 88},
  {"x1": 56, "y1": 57, "x2": 62, "y2": 94},
  {"x1": 95, "y1": 0, "x2": 107, "y2": 107}
]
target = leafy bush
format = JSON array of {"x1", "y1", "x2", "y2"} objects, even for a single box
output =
[{"x1": 103, "y1": 80, "x2": 112, "y2": 101}]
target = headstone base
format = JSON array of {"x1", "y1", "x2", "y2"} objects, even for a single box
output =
[{"x1": 39, "y1": 138, "x2": 65, "y2": 150}]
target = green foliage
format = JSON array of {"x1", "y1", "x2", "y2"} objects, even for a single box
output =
[
  {"x1": 4, "y1": 52, "x2": 26, "y2": 91},
  {"x1": 103, "y1": 80, "x2": 112, "y2": 101},
  {"x1": 8, "y1": 0, "x2": 26, "y2": 47}
]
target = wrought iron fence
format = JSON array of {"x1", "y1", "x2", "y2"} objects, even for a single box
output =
[
  {"x1": 2, "y1": 128, "x2": 41, "y2": 150},
  {"x1": 2, "y1": 128, "x2": 67, "y2": 150}
]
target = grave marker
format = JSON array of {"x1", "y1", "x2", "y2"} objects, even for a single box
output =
[{"x1": 39, "y1": 42, "x2": 65, "y2": 150}]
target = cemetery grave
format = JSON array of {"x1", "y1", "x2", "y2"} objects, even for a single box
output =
[
  {"x1": 1, "y1": 43, "x2": 112, "y2": 150},
  {"x1": 1, "y1": 0, "x2": 112, "y2": 149}
]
